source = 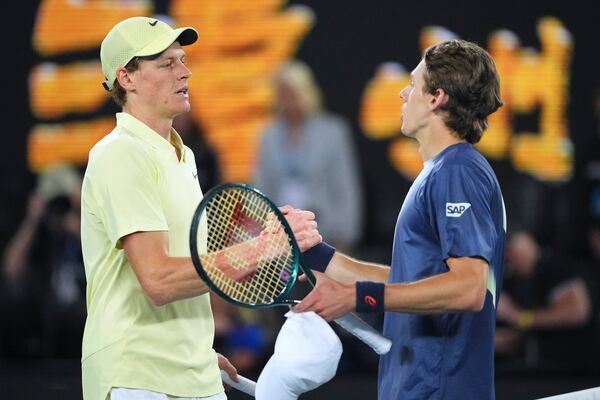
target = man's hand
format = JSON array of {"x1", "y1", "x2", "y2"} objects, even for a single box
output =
[
  {"x1": 203, "y1": 227, "x2": 291, "y2": 282},
  {"x1": 495, "y1": 327, "x2": 522, "y2": 354},
  {"x1": 293, "y1": 271, "x2": 354, "y2": 321},
  {"x1": 25, "y1": 194, "x2": 47, "y2": 223},
  {"x1": 497, "y1": 293, "x2": 521, "y2": 325},
  {"x1": 217, "y1": 353, "x2": 239, "y2": 385},
  {"x1": 279, "y1": 205, "x2": 322, "y2": 252}
]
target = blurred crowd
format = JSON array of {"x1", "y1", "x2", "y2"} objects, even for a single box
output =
[{"x1": 1, "y1": 62, "x2": 599, "y2": 381}]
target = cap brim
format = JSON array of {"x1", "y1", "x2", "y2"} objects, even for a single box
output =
[
  {"x1": 175, "y1": 27, "x2": 198, "y2": 46},
  {"x1": 135, "y1": 27, "x2": 198, "y2": 57}
]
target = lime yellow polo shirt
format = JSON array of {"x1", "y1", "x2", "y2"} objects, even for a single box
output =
[{"x1": 80, "y1": 112, "x2": 222, "y2": 400}]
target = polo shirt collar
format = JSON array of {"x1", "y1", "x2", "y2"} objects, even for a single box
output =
[{"x1": 116, "y1": 112, "x2": 186, "y2": 162}]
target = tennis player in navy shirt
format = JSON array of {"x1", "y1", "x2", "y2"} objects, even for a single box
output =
[{"x1": 294, "y1": 40, "x2": 505, "y2": 399}]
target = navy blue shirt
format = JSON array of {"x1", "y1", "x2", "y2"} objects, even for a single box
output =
[{"x1": 378, "y1": 143, "x2": 506, "y2": 400}]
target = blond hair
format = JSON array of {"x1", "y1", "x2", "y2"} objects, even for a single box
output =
[{"x1": 275, "y1": 61, "x2": 323, "y2": 116}]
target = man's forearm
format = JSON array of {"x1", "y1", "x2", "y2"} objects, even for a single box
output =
[
  {"x1": 384, "y1": 258, "x2": 488, "y2": 313},
  {"x1": 326, "y1": 253, "x2": 390, "y2": 284},
  {"x1": 135, "y1": 256, "x2": 210, "y2": 306}
]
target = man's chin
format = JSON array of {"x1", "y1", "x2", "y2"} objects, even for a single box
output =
[
  {"x1": 175, "y1": 103, "x2": 191, "y2": 116},
  {"x1": 400, "y1": 126, "x2": 414, "y2": 138}
]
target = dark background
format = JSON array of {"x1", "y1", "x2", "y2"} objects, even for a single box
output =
[{"x1": 1, "y1": 0, "x2": 599, "y2": 398}]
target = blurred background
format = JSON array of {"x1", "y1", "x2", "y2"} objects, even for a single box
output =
[{"x1": 2, "y1": 0, "x2": 599, "y2": 398}]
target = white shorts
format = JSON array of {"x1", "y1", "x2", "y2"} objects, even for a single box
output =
[{"x1": 110, "y1": 388, "x2": 227, "y2": 400}]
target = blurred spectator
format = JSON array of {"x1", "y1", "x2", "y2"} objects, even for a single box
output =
[
  {"x1": 0, "y1": 164, "x2": 85, "y2": 358},
  {"x1": 587, "y1": 222, "x2": 600, "y2": 279},
  {"x1": 582, "y1": 86, "x2": 600, "y2": 249},
  {"x1": 495, "y1": 231, "x2": 594, "y2": 373},
  {"x1": 584, "y1": 222, "x2": 600, "y2": 363},
  {"x1": 173, "y1": 113, "x2": 221, "y2": 191},
  {"x1": 254, "y1": 60, "x2": 363, "y2": 252}
]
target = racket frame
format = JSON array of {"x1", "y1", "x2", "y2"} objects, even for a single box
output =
[{"x1": 190, "y1": 182, "x2": 302, "y2": 308}]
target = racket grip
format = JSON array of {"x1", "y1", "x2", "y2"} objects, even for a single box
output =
[
  {"x1": 221, "y1": 369, "x2": 256, "y2": 397},
  {"x1": 333, "y1": 313, "x2": 392, "y2": 355}
]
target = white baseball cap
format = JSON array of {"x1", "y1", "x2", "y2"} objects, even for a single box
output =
[
  {"x1": 255, "y1": 311, "x2": 343, "y2": 400},
  {"x1": 100, "y1": 16, "x2": 198, "y2": 90}
]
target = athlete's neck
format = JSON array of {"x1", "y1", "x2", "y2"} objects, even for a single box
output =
[
  {"x1": 123, "y1": 105, "x2": 173, "y2": 141},
  {"x1": 416, "y1": 123, "x2": 466, "y2": 161}
]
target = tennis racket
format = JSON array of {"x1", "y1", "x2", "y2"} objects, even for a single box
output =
[
  {"x1": 221, "y1": 370, "x2": 256, "y2": 397},
  {"x1": 189, "y1": 183, "x2": 392, "y2": 355}
]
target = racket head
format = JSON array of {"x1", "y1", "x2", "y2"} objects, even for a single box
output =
[{"x1": 189, "y1": 182, "x2": 302, "y2": 308}]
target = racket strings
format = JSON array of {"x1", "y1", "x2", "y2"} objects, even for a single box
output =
[
  {"x1": 199, "y1": 188, "x2": 295, "y2": 305},
  {"x1": 206, "y1": 190, "x2": 258, "y2": 301}
]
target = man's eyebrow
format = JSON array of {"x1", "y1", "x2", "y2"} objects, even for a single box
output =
[{"x1": 157, "y1": 52, "x2": 186, "y2": 61}]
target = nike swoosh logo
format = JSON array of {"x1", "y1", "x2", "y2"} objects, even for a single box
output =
[{"x1": 149, "y1": 20, "x2": 158, "y2": 26}]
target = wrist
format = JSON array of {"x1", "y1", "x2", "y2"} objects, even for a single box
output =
[
  {"x1": 355, "y1": 281, "x2": 385, "y2": 313},
  {"x1": 302, "y1": 242, "x2": 336, "y2": 273},
  {"x1": 517, "y1": 310, "x2": 534, "y2": 330},
  {"x1": 24, "y1": 216, "x2": 41, "y2": 225}
]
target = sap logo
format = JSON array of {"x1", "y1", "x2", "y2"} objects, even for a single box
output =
[{"x1": 446, "y1": 202, "x2": 471, "y2": 217}]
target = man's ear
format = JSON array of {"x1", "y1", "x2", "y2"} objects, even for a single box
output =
[
  {"x1": 115, "y1": 67, "x2": 135, "y2": 91},
  {"x1": 429, "y1": 88, "x2": 449, "y2": 111}
]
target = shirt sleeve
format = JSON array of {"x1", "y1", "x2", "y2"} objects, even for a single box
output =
[
  {"x1": 425, "y1": 163, "x2": 497, "y2": 264},
  {"x1": 93, "y1": 145, "x2": 169, "y2": 249}
]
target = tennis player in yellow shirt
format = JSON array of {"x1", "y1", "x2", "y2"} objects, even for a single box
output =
[{"x1": 81, "y1": 16, "x2": 320, "y2": 400}]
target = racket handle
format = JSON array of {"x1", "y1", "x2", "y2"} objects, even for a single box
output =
[
  {"x1": 333, "y1": 313, "x2": 392, "y2": 355},
  {"x1": 221, "y1": 369, "x2": 256, "y2": 397}
]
